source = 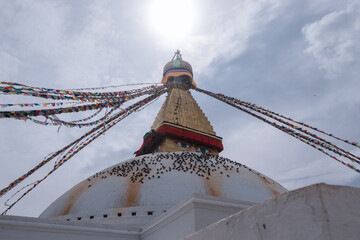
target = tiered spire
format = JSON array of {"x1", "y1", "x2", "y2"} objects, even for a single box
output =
[{"x1": 135, "y1": 51, "x2": 223, "y2": 156}]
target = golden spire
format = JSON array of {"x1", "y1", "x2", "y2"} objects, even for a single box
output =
[{"x1": 135, "y1": 51, "x2": 223, "y2": 156}]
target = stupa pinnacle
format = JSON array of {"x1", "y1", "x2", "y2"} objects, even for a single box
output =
[{"x1": 136, "y1": 51, "x2": 223, "y2": 156}]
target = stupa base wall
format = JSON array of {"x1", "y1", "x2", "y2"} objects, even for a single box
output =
[
  {"x1": 0, "y1": 215, "x2": 140, "y2": 240},
  {"x1": 184, "y1": 183, "x2": 360, "y2": 240},
  {"x1": 1, "y1": 183, "x2": 359, "y2": 240}
]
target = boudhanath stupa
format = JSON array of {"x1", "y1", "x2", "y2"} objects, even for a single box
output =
[{"x1": 1, "y1": 52, "x2": 360, "y2": 240}]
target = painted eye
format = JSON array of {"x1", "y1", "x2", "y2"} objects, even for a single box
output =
[
  {"x1": 154, "y1": 146, "x2": 160, "y2": 153},
  {"x1": 177, "y1": 142, "x2": 189, "y2": 148},
  {"x1": 197, "y1": 147, "x2": 209, "y2": 154},
  {"x1": 179, "y1": 75, "x2": 191, "y2": 83}
]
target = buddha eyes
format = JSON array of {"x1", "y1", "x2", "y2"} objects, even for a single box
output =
[
  {"x1": 154, "y1": 146, "x2": 160, "y2": 152},
  {"x1": 197, "y1": 147, "x2": 209, "y2": 154},
  {"x1": 179, "y1": 75, "x2": 190, "y2": 83},
  {"x1": 176, "y1": 141, "x2": 209, "y2": 154},
  {"x1": 167, "y1": 75, "x2": 191, "y2": 84},
  {"x1": 177, "y1": 142, "x2": 189, "y2": 148}
]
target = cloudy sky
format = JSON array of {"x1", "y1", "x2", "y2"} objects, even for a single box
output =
[{"x1": 1, "y1": 0, "x2": 360, "y2": 217}]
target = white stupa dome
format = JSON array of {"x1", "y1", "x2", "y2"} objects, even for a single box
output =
[{"x1": 40, "y1": 151, "x2": 286, "y2": 222}]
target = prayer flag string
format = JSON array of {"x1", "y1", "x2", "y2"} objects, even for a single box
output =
[
  {"x1": 0, "y1": 101, "x2": 120, "y2": 118},
  {"x1": 27, "y1": 106, "x2": 120, "y2": 128},
  {"x1": 0, "y1": 101, "x2": 79, "y2": 108},
  {"x1": 1, "y1": 88, "x2": 166, "y2": 215},
  {"x1": 0, "y1": 81, "x2": 160, "y2": 92},
  {"x1": 195, "y1": 87, "x2": 360, "y2": 174},
  {"x1": 214, "y1": 92, "x2": 359, "y2": 149},
  {"x1": 0, "y1": 85, "x2": 165, "y2": 199},
  {"x1": 64, "y1": 82, "x2": 161, "y2": 91},
  {"x1": 1, "y1": 81, "x2": 159, "y2": 101},
  {"x1": 58, "y1": 108, "x2": 103, "y2": 123},
  {"x1": 0, "y1": 85, "x2": 165, "y2": 123}
]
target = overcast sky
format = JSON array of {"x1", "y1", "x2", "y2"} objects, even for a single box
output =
[{"x1": 1, "y1": 0, "x2": 360, "y2": 217}]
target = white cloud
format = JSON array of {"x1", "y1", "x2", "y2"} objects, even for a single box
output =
[
  {"x1": 0, "y1": 51, "x2": 21, "y2": 80},
  {"x1": 279, "y1": 149, "x2": 360, "y2": 189},
  {"x1": 156, "y1": 0, "x2": 284, "y2": 78},
  {"x1": 302, "y1": 2, "x2": 360, "y2": 78},
  {"x1": 0, "y1": 1, "x2": 66, "y2": 56}
]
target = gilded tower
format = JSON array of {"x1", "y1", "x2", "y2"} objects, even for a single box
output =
[{"x1": 136, "y1": 51, "x2": 223, "y2": 156}]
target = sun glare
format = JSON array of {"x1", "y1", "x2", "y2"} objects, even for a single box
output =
[{"x1": 147, "y1": 0, "x2": 197, "y2": 45}]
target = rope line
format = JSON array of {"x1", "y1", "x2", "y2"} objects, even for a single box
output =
[
  {"x1": 1, "y1": 82, "x2": 160, "y2": 101},
  {"x1": 215, "y1": 92, "x2": 359, "y2": 148},
  {"x1": 0, "y1": 85, "x2": 165, "y2": 198},
  {"x1": 0, "y1": 101, "x2": 80, "y2": 108},
  {"x1": 64, "y1": 82, "x2": 161, "y2": 91},
  {"x1": 195, "y1": 87, "x2": 360, "y2": 173},
  {"x1": 1, "y1": 88, "x2": 166, "y2": 215},
  {"x1": 0, "y1": 85, "x2": 164, "y2": 120}
]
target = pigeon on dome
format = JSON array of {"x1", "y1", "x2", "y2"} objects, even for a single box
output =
[{"x1": 161, "y1": 50, "x2": 196, "y2": 88}]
